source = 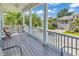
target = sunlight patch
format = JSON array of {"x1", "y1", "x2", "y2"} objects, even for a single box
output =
[{"x1": 11, "y1": 33, "x2": 19, "y2": 36}]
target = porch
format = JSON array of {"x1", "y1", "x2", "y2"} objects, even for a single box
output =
[
  {"x1": 0, "y1": 3, "x2": 79, "y2": 56},
  {"x1": 1, "y1": 32, "x2": 60, "y2": 56}
]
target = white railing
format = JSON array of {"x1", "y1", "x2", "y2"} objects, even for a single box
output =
[
  {"x1": 4, "y1": 25, "x2": 24, "y2": 33},
  {"x1": 30, "y1": 27, "x2": 79, "y2": 56},
  {"x1": 48, "y1": 31, "x2": 79, "y2": 56},
  {"x1": 24, "y1": 25, "x2": 29, "y2": 33},
  {"x1": 4, "y1": 25, "x2": 79, "y2": 56},
  {"x1": 32, "y1": 27, "x2": 43, "y2": 42}
]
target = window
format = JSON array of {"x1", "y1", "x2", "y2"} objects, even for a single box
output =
[
  {"x1": 71, "y1": 19, "x2": 73, "y2": 21},
  {"x1": 76, "y1": 16, "x2": 78, "y2": 18},
  {"x1": 64, "y1": 20, "x2": 68, "y2": 24}
]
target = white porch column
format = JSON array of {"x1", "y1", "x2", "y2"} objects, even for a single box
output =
[
  {"x1": 29, "y1": 8, "x2": 32, "y2": 35},
  {"x1": 0, "y1": 10, "x2": 4, "y2": 47},
  {"x1": 43, "y1": 3, "x2": 48, "y2": 45}
]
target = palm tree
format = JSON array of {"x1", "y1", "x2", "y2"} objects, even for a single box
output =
[
  {"x1": 57, "y1": 8, "x2": 74, "y2": 18},
  {"x1": 4, "y1": 12, "x2": 22, "y2": 25},
  {"x1": 4, "y1": 12, "x2": 22, "y2": 32},
  {"x1": 32, "y1": 13, "x2": 42, "y2": 27}
]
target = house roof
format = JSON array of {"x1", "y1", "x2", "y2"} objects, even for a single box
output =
[
  {"x1": 57, "y1": 16, "x2": 73, "y2": 20},
  {"x1": 57, "y1": 13, "x2": 79, "y2": 20},
  {"x1": 72, "y1": 13, "x2": 79, "y2": 16}
]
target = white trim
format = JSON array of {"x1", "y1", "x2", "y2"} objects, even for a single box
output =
[
  {"x1": 31, "y1": 3, "x2": 43, "y2": 10},
  {"x1": 0, "y1": 10, "x2": 3, "y2": 47}
]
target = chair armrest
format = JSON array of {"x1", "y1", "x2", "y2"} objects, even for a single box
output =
[{"x1": 2, "y1": 46, "x2": 22, "y2": 56}]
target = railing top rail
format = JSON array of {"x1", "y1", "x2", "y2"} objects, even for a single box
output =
[
  {"x1": 32, "y1": 27, "x2": 79, "y2": 39},
  {"x1": 47, "y1": 30, "x2": 79, "y2": 39}
]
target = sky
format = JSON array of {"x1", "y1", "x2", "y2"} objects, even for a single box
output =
[{"x1": 32, "y1": 3, "x2": 79, "y2": 19}]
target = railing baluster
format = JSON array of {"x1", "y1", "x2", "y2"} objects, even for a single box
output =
[
  {"x1": 61, "y1": 35, "x2": 62, "y2": 50},
  {"x1": 58, "y1": 34, "x2": 59, "y2": 49},
  {"x1": 48, "y1": 32, "x2": 50, "y2": 44},
  {"x1": 67, "y1": 37, "x2": 69, "y2": 53},
  {"x1": 50, "y1": 33, "x2": 52, "y2": 45},
  {"x1": 47, "y1": 31, "x2": 79, "y2": 56},
  {"x1": 71, "y1": 38, "x2": 73, "y2": 55},
  {"x1": 64, "y1": 36, "x2": 65, "y2": 52},
  {"x1": 53, "y1": 33, "x2": 55, "y2": 45},
  {"x1": 76, "y1": 39, "x2": 77, "y2": 56},
  {"x1": 52, "y1": 33, "x2": 54, "y2": 46},
  {"x1": 56, "y1": 33, "x2": 57, "y2": 48}
]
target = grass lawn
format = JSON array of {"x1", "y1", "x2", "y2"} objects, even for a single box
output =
[{"x1": 63, "y1": 31, "x2": 79, "y2": 36}]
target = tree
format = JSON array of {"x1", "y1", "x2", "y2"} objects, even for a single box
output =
[
  {"x1": 57, "y1": 8, "x2": 74, "y2": 18},
  {"x1": 32, "y1": 13, "x2": 42, "y2": 27},
  {"x1": 37, "y1": 17, "x2": 42, "y2": 28},
  {"x1": 72, "y1": 18, "x2": 79, "y2": 26},
  {"x1": 48, "y1": 18, "x2": 57, "y2": 30},
  {"x1": 71, "y1": 18, "x2": 79, "y2": 32},
  {"x1": 4, "y1": 12, "x2": 42, "y2": 31},
  {"x1": 4, "y1": 12, "x2": 22, "y2": 25}
]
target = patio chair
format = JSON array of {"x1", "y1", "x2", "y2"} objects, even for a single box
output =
[
  {"x1": 0, "y1": 46, "x2": 22, "y2": 56},
  {"x1": 3, "y1": 27, "x2": 12, "y2": 39}
]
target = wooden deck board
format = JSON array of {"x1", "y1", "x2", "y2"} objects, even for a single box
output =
[{"x1": 2, "y1": 32, "x2": 60, "y2": 56}]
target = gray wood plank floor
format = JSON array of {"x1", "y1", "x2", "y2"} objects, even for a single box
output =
[{"x1": 2, "y1": 32, "x2": 60, "y2": 56}]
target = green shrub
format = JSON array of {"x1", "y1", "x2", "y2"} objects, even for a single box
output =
[
  {"x1": 48, "y1": 25, "x2": 56, "y2": 30},
  {"x1": 74, "y1": 28, "x2": 79, "y2": 33}
]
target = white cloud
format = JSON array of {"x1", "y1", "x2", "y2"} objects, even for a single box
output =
[
  {"x1": 48, "y1": 9, "x2": 57, "y2": 13},
  {"x1": 36, "y1": 10, "x2": 43, "y2": 14},
  {"x1": 68, "y1": 8, "x2": 75, "y2": 12},
  {"x1": 48, "y1": 9, "x2": 52, "y2": 13},
  {"x1": 32, "y1": 11, "x2": 34, "y2": 13},
  {"x1": 52, "y1": 11, "x2": 56, "y2": 13},
  {"x1": 36, "y1": 9, "x2": 57, "y2": 15},
  {"x1": 25, "y1": 11, "x2": 34, "y2": 15},
  {"x1": 53, "y1": 8, "x2": 57, "y2": 11},
  {"x1": 70, "y1": 3, "x2": 79, "y2": 7}
]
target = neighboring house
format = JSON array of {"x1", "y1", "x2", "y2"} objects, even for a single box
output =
[{"x1": 57, "y1": 14, "x2": 79, "y2": 31}]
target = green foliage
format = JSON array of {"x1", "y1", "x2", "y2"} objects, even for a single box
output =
[
  {"x1": 64, "y1": 20, "x2": 68, "y2": 24},
  {"x1": 32, "y1": 14, "x2": 42, "y2": 27},
  {"x1": 5, "y1": 12, "x2": 42, "y2": 28},
  {"x1": 74, "y1": 28, "x2": 79, "y2": 33},
  {"x1": 64, "y1": 31, "x2": 79, "y2": 36},
  {"x1": 37, "y1": 17, "x2": 42, "y2": 27},
  {"x1": 71, "y1": 18, "x2": 79, "y2": 32},
  {"x1": 48, "y1": 18, "x2": 57, "y2": 30},
  {"x1": 4, "y1": 12, "x2": 22, "y2": 25},
  {"x1": 48, "y1": 25, "x2": 56, "y2": 30},
  {"x1": 57, "y1": 8, "x2": 74, "y2": 18},
  {"x1": 72, "y1": 18, "x2": 79, "y2": 26}
]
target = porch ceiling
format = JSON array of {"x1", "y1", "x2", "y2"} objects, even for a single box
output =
[{"x1": 0, "y1": 3, "x2": 40, "y2": 12}]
